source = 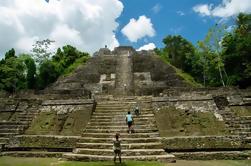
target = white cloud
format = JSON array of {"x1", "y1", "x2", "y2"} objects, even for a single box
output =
[
  {"x1": 0, "y1": 0, "x2": 123, "y2": 58},
  {"x1": 137, "y1": 43, "x2": 156, "y2": 51},
  {"x1": 193, "y1": 0, "x2": 251, "y2": 18},
  {"x1": 177, "y1": 11, "x2": 185, "y2": 16},
  {"x1": 121, "y1": 15, "x2": 155, "y2": 42},
  {"x1": 152, "y1": 3, "x2": 162, "y2": 14},
  {"x1": 193, "y1": 4, "x2": 212, "y2": 16}
]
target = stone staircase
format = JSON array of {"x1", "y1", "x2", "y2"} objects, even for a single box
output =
[
  {"x1": 0, "y1": 101, "x2": 40, "y2": 150},
  {"x1": 63, "y1": 100, "x2": 175, "y2": 162},
  {"x1": 115, "y1": 54, "x2": 133, "y2": 96},
  {"x1": 220, "y1": 107, "x2": 251, "y2": 137}
]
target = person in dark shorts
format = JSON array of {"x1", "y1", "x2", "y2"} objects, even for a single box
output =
[
  {"x1": 126, "y1": 111, "x2": 133, "y2": 133},
  {"x1": 113, "y1": 133, "x2": 121, "y2": 163}
]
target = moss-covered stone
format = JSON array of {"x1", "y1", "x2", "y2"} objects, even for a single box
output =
[
  {"x1": 25, "y1": 104, "x2": 93, "y2": 136},
  {"x1": 0, "y1": 112, "x2": 12, "y2": 121},
  {"x1": 231, "y1": 106, "x2": 251, "y2": 117},
  {"x1": 25, "y1": 112, "x2": 57, "y2": 135},
  {"x1": 61, "y1": 106, "x2": 93, "y2": 135},
  {"x1": 162, "y1": 136, "x2": 250, "y2": 151},
  {"x1": 173, "y1": 151, "x2": 251, "y2": 160},
  {"x1": 155, "y1": 107, "x2": 229, "y2": 137},
  {"x1": 11, "y1": 135, "x2": 82, "y2": 149}
]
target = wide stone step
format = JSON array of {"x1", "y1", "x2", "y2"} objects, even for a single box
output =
[
  {"x1": 173, "y1": 151, "x2": 250, "y2": 160},
  {"x1": 95, "y1": 107, "x2": 153, "y2": 113},
  {"x1": 96, "y1": 103, "x2": 129, "y2": 106},
  {"x1": 97, "y1": 102, "x2": 131, "y2": 105},
  {"x1": 95, "y1": 109, "x2": 152, "y2": 112},
  {"x1": 84, "y1": 128, "x2": 158, "y2": 133},
  {"x1": 74, "y1": 148, "x2": 166, "y2": 156},
  {"x1": 18, "y1": 112, "x2": 38, "y2": 115},
  {"x1": 234, "y1": 131, "x2": 251, "y2": 136},
  {"x1": 227, "y1": 124, "x2": 251, "y2": 128},
  {"x1": 17, "y1": 116, "x2": 34, "y2": 119},
  {"x1": 245, "y1": 137, "x2": 251, "y2": 143},
  {"x1": 0, "y1": 133, "x2": 18, "y2": 137},
  {"x1": 95, "y1": 106, "x2": 129, "y2": 110},
  {"x1": 93, "y1": 112, "x2": 154, "y2": 116},
  {"x1": 0, "y1": 121, "x2": 28, "y2": 125},
  {"x1": 76, "y1": 142, "x2": 162, "y2": 149},
  {"x1": 225, "y1": 116, "x2": 236, "y2": 119},
  {"x1": 239, "y1": 116, "x2": 251, "y2": 120},
  {"x1": 82, "y1": 132, "x2": 159, "y2": 138},
  {"x1": 89, "y1": 120, "x2": 155, "y2": 124},
  {"x1": 226, "y1": 120, "x2": 251, "y2": 124},
  {"x1": 90, "y1": 118, "x2": 155, "y2": 122},
  {"x1": 76, "y1": 137, "x2": 161, "y2": 143},
  {"x1": 221, "y1": 113, "x2": 233, "y2": 116},
  {"x1": 229, "y1": 128, "x2": 251, "y2": 132},
  {"x1": 91, "y1": 117, "x2": 155, "y2": 121},
  {"x1": 94, "y1": 112, "x2": 151, "y2": 115},
  {"x1": 97, "y1": 102, "x2": 136, "y2": 105},
  {"x1": 0, "y1": 128, "x2": 23, "y2": 133},
  {"x1": 17, "y1": 113, "x2": 35, "y2": 116},
  {"x1": 223, "y1": 117, "x2": 234, "y2": 121},
  {"x1": 0, "y1": 137, "x2": 9, "y2": 143},
  {"x1": 0, "y1": 124, "x2": 26, "y2": 129},
  {"x1": 1, "y1": 151, "x2": 63, "y2": 158},
  {"x1": 227, "y1": 117, "x2": 251, "y2": 121},
  {"x1": 17, "y1": 117, "x2": 33, "y2": 120},
  {"x1": 87, "y1": 124, "x2": 157, "y2": 129},
  {"x1": 63, "y1": 153, "x2": 175, "y2": 162},
  {"x1": 88, "y1": 121, "x2": 153, "y2": 126},
  {"x1": 92, "y1": 113, "x2": 154, "y2": 117},
  {"x1": 95, "y1": 107, "x2": 151, "y2": 111},
  {"x1": 92, "y1": 115, "x2": 154, "y2": 119},
  {"x1": 86, "y1": 125, "x2": 157, "y2": 130}
]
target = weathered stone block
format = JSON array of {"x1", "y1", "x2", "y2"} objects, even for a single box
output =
[
  {"x1": 162, "y1": 136, "x2": 249, "y2": 151},
  {"x1": 10, "y1": 135, "x2": 83, "y2": 149}
]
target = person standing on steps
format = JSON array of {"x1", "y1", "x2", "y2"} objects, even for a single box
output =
[
  {"x1": 134, "y1": 104, "x2": 140, "y2": 116},
  {"x1": 113, "y1": 133, "x2": 122, "y2": 163},
  {"x1": 126, "y1": 111, "x2": 133, "y2": 134},
  {"x1": 123, "y1": 83, "x2": 127, "y2": 94}
]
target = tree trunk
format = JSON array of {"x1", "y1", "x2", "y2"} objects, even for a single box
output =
[{"x1": 218, "y1": 65, "x2": 225, "y2": 87}]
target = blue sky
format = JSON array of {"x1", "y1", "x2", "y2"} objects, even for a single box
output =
[
  {"x1": 116, "y1": 0, "x2": 229, "y2": 49},
  {"x1": 0, "y1": 0, "x2": 250, "y2": 58}
]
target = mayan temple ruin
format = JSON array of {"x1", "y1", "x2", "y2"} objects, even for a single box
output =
[{"x1": 0, "y1": 46, "x2": 251, "y2": 162}]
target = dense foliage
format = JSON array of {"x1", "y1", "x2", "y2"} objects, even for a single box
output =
[
  {"x1": 0, "y1": 42, "x2": 90, "y2": 92},
  {"x1": 156, "y1": 13, "x2": 251, "y2": 88}
]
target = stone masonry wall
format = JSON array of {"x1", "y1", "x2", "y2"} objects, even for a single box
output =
[
  {"x1": 25, "y1": 99, "x2": 94, "y2": 136},
  {"x1": 10, "y1": 135, "x2": 82, "y2": 149},
  {"x1": 162, "y1": 136, "x2": 250, "y2": 152}
]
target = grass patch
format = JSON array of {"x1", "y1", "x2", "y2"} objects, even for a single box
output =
[
  {"x1": 158, "y1": 55, "x2": 202, "y2": 88},
  {"x1": 63, "y1": 56, "x2": 90, "y2": 76},
  {"x1": 170, "y1": 160, "x2": 251, "y2": 166},
  {"x1": 155, "y1": 107, "x2": 229, "y2": 137},
  {"x1": 0, "y1": 157, "x2": 57, "y2": 166},
  {"x1": 25, "y1": 112, "x2": 57, "y2": 135},
  {"x1": 0, "y1": 112, "x2": 12, "y2": 121},
  {"x1": 0, "y1": 157, "x2": 251, "y2": 166},
  {"x1": 61, "y1": 108, "x2": 92, "y2": 136},
  {"x1": 174, "y1": 68, "x2": 202, "y2": 88},
  {"x1": 25, "y1": 108, "x2": 92, "y2": 136},
  {"x1": 231, "y1": 106, "x2": 251, "y2": 117}
]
